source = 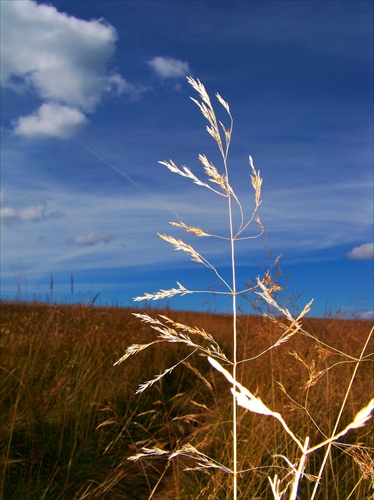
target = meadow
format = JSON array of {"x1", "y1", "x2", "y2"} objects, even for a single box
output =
[{"x1": 0, "y1": 301, "x2": 373, "y2": 499}]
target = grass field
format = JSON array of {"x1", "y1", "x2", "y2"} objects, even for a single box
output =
[{"x1": 0, "y1": 301, "x2": 373, "y2": 499}]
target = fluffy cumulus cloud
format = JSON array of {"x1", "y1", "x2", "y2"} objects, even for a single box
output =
[
  {"x1": 1, "y1": 0, "x2": 127, "y2": 138},
  {"x1": 14, "y1": 103, "x2": 87, "y2": 139},
  {"x1": 347, "y1": 243, "x2": 374, "y2": 261},
  {"x1": 68, "y1": 232, "x2": 115, "y2": 247},
  {"x1": 148, "y1": 56, "x2": 190, "y2": 79}
]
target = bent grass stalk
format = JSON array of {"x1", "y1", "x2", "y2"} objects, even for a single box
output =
[{"x1": 115, "y1": 78, "x2": 374, "y2": 499}]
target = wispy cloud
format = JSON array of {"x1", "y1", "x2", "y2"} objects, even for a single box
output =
[
  {"x1": 68, "y1": 232, "x2": 115, "y2": 247},
  {"x1": 148, "y1": 56, "x2": 190, "y2": 79},
  {"x1": 0, "y1": 199, "x2": 63, "y2": 224},
  {"x1": 1, "y1": 0, "x2": 129, "y2": 138},
  {"x1": 359, "y1": 310, "x2": 374, "y2": 321},
  {"x1": 340, "y1": 306, "x2": 374, "y2": 321},
  {"x1": 0, "y1": 205, "x2": 46, "y2": 223},
  {"x1": 347, "y1": 243, "x2": 374, "y2": 261}
]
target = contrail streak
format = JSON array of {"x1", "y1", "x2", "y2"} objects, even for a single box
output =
[
  {"x1": 76, "y1": 138, "x2": 180, "y2": 219},
  {"x1": 76, "y1": 138, "x2": 140, "y2": 188}
]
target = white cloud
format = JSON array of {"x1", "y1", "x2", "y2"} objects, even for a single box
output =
[
  {"x1": 359, "y1": 310, "x2": 374, "y2": 321},
  {"x1": 347, "y1": 243, "x2": 374, "y2": 261},
  {"x1": 0, "y1": 204, "x2": 46, "y2": 222},
  {"x1": 14, "y1": 103, "x2": 87, "y2": 139},
  {"x1": 1, "y1": 0, "x2": 127, "y2": 137},
  {"x1": 107, "y1": 77, "x2": 149, "y2": 101},
  {"x1": 68, "y1": 232, "x2": 115, "y2": 247},
  {"x1": 0, "y1": 199, "x2": 63, "y2": 223},
  {"x1": 148, "y1": 56, "x2": 190, "y2": 79}
]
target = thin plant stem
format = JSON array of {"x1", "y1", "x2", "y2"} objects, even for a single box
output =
[
  {"x1": 310, "y1": 325, "x2": 374, "y2": 500},
  {"x1": 227, "y1": 168, "x2": 238, "y2": 499},
  {"x1": 219, "y1": 97, "x2": 238, "y2": 499},
  {"x1": 289, "y1": 436, "x2": 310, "y2": 500}
]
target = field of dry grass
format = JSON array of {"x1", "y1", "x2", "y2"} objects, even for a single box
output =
[{"x1": 1, "y1": 301, "x2": 373, "y2": 499}]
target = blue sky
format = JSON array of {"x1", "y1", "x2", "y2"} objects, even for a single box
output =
[{"x1": 1, "y1": 0, "x2": 373, "y2": 318}]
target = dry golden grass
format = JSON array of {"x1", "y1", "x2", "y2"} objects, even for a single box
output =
[{"x1": 1, "y1": 301, "x2": 372, "y2": 499}]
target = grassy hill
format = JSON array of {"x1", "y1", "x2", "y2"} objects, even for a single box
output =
[{"x1": 1, "y1": 302, "x2": 373, "y2": 499}]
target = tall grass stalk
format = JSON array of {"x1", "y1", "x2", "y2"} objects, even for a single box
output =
[
  {"x1": 116, "y1": 77, "x2": 374, "y2": 499},
  {"x1": 310, "y1": 324, "x2": 374, "y2": 500},
  {"x1": 117, "y1": 76, "x2": 264, "y2": 496}
]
